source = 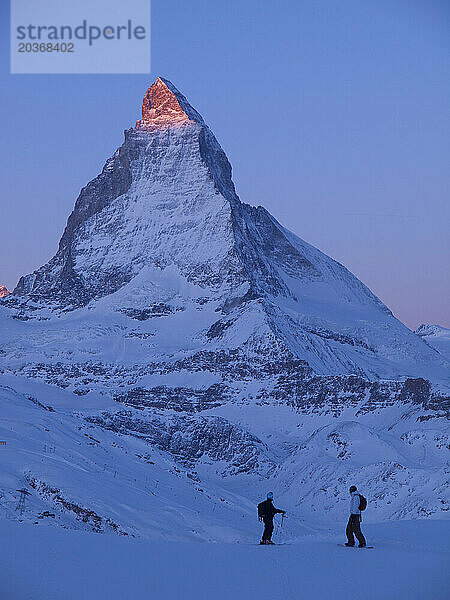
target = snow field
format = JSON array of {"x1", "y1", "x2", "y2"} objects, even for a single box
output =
[{"x1": 1, "y1": 519, "x2": 448, "y2": 600}]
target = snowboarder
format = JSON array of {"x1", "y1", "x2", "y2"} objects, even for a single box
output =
[
  {"x1": 345, "y1": 485, "x2": 366, "y2": 547},
  {"x1": 258, "y1": 492, "x2": 285, "y2": 545}
]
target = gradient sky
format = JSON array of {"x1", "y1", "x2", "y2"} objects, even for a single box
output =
[{"x1": 1, "y1": 1, "x2": 449, "y2": 329}]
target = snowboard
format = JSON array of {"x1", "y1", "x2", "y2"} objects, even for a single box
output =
[{"x1": 337, "y1": 544, "x2": 374, "y2": 549}]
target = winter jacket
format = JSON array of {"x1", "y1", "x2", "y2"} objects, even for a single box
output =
[
  {"x1": 350, "y1": 491, "x2": 361, "y2": 515},
  {"x1": 258, "y1": 499, "x2": 284, "y2": 521}
]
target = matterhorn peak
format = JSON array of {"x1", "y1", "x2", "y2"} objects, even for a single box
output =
[
  {"x1": 136, "y1": 76, "x2": 204, "y2": 128},
  {"x1": 7, "y1": 76, "x2": 449, "y2": 384}
]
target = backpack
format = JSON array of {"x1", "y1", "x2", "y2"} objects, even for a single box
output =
[
  {"x1": 258, "y1": 501, "x2": 267, "y2": 518},
  {"x1": 358, "y1": 494, "x2": 367, "y2": 511}
]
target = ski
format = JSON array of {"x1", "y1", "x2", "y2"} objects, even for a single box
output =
[
  {"x1": 258, "y1": 543, "x2": 291, "y2": 546},
  {"x1": 337, "y1": 544, "x2": 374, "y2": 549}
]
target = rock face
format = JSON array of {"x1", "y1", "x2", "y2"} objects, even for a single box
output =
[
  {"x1": 0, "y1": 78, "x2": 448, "y2": 538},
  {"x1": 0, "y1": 286, "x2": 9, "y2": 298}
]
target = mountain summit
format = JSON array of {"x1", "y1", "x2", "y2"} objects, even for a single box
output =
[
  {"x1": 13, "y1": 77, "x2": 239, "y2": 308},
  {"x1": 9, "y1": 78, "x2": 449, "y2": 381},
  {"x1": 137, "y1": 77, "x2": 204, "y2": 126}
]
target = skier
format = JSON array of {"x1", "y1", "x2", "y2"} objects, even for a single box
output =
[
  {"x1": 345, "y1": 485, "x2": 366, "y2": 547},
  {"x1": 258, "y1": 492, "x2": 286, "y2": 545}
]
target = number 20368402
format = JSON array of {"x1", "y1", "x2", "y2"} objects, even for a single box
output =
[{"x1": 18, "y1": 42, "x2": 74, "y2": 52}]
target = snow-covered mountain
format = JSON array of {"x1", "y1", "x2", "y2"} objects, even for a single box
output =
[
  {"x1": 415, "y1": 324, "x2": 450, "y2": 361},
  {"x1": 0, "y1": 78, "x2": 448, "y2": 540},
  {"x1": 9, "y1": 78, "x2": 448, "y2": 381},
  {"x1": 0, "y1": 285, "x2": 9, "y2": 298}
]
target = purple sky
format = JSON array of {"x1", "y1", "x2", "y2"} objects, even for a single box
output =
[{"x1": 1, "y1": 1, "x2": 449, "y2": 329}]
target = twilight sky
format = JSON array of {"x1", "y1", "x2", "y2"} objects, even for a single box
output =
[{"x1": 1, "y1": 0, "x2": 448, "y2": 329}]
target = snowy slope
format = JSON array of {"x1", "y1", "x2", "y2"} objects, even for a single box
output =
[
  {"x1": 0, "y1": 370, "x2": 448, "y2": 539},
  {"x1": 1, "y1": 520, "x2": 449, "y2": 600},
  {"x1": 415, "y1": 324, "x2": 450, "y2": 361}
]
